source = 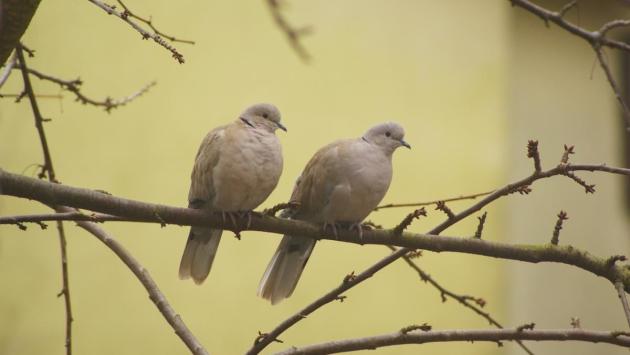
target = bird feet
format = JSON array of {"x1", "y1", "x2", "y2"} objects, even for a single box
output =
[
  {"x1": 218, "y1": 210, "x2": 253, "y2": 230},
  {"x1": 323, "y1": 221, "x2": 340, "y2": 239},
  {"x1": 349, "y1": 222, "x2": 364, "y2": 242},
  {"x1": 322, "y1": 221, "x2": 366, "y2": 242}
]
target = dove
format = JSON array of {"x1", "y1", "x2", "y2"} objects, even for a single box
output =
[
  {"x1": 179, "y1": 103, "x2": 286, "y2": 284},
  {"x1": 258, "y1": 122, "x2": 410, "y2": 304}
]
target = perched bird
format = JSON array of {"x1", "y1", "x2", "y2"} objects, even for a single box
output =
[
  {"x1": 258, "y1": 122, "x2": 410, "y2": 304},
  {"x1": 179, "y1": 103, "x2": 286, "y2": 284}
]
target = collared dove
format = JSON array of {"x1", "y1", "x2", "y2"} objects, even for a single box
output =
[
  {"x1": 179, "y1": 103, "x2": 287, "y2": 284},
  {"x1": 258, "y1": 122, "x2": 410, "y2": 304}
]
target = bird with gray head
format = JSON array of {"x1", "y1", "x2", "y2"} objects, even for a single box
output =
[
  {"x1": 179, "y1": 103, "x2": 286, "y2": 284},
  {"x1": 258, "y1": 122, "x2": 410, "y2": 304}
]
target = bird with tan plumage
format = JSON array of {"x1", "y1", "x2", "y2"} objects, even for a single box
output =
[
  {"x1": 258, "y1": 122, "x2": 410, "y2": 304},
  {"x1": 179, "y1": 103, "x2": 287, "y2": 284}
]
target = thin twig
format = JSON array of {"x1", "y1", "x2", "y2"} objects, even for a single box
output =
[
  {"x1": 265, "y1": 0, "x2": 312, "y2": 62},
  {"x1": 375, "y1": 190, "x2": 495, "y2": 211},
  {"x1": 615, "y1": 281, "x2": 630, "y2": 329},
  {"x1": 511, "y1": 0, "x2": 630, "y2": 129},
  {"x1": 87, "y1": 0, "x2": 187, "y2": 63},
  {"x1": 55, "y1": 206, "x2": 208, "y2": 354},
  {"x1": 15, "y1": 44, "x2": 73, "y2": 355},
  {"x1": 116, "y1": 0, "x2": 195, "y2": 44},
  {"x1": 276, "y1": 328, "x2": 630, "y2": 355},
  {"x1": 593, "y1": 46, "x2": 630, "y2": 130},
  {"x1": 391, "y1": 245, "x2": 534, "y2": 355},
  {"x1": 15, "y1": 66, "x2": 155, "y2": 112}
]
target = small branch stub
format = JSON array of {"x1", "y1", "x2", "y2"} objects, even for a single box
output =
[
  {"x1": 400, "y1": 323, "x2": 432, "y2": 334},
  {"x1": 517, "y1": 323, "x2": 536, "y2": 332},
  {"x1": 394, "y1": 207, "x2": 427, "y2": 235},
  {"x1": 527, "y1": 140, "x2": 542, "y2": 173},
  {"x1": 551, "y1": 210, "x2": 569, "y2": 245},
  {"x1": 435, "y1": 201, "x2": 455, "y2": 219},
  {"x1": 473, "y1": 212, "x2": 488, "y2": 239}
]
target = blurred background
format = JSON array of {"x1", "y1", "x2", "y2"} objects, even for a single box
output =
[{"x1": 1, "y1": 0, "x2": 629, "y2": 354}]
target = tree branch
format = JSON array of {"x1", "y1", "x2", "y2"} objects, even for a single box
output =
[
  {"x1": 87, "y1": 0, "x2": 187, "y2": 63},
  {"x1": 275, "y1": 328, "x2": 630, "y2": 355},
  {"x1": 375, "y1": 190, "x2": 495, "y2": 211},
  {"x1": 510, "y1": 0, "x2": 630, "y2": 129},
  {"x1": 15, "y1": 66, "x2": 155, "y2": 112},
  {"x1": 15, "y1": 44, "x2": 73, "y2": 355},
  {"x1": 265, "y1": 0, "x2": 312, "y2": 62},
  {"x1": 54, "y1": 206, "x2": 208, "y2": 355},
  {"x1": 389, "y1": 245, "x2": 534, "y2": 355}
]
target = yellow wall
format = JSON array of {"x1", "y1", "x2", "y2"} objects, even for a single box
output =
[{"x1": 2, "y1": 1, "x2": 514, "y2": 354}]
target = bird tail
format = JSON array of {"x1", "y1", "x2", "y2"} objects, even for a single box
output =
[
  {"x1": 257, "y1": 235, "x2": 316, "y2": 304},
  {"x1": 179, "y1": 227, "x2": 223, "y2": 284}
]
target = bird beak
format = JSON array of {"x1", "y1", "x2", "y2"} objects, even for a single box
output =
[
  {"x1": 276, "y1": 122, "x2": 288, "y2": 132},
  {"x1": 400, "y1": 139, "x2": 411, "y2": 149}
]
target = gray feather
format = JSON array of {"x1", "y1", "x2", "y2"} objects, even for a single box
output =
[
  {"x1": 258, "y1": 235, "x2": 316, "y2": 304},
  {"x1": 179, "y1": 227, "x2": 222, "y2": 284}
]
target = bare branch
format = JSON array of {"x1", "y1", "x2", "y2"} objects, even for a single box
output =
[
  {"x1": 15, "y1": 44, "x2": 73, "y2": 355},
  {"x1": 16, "y1": 66, "x2": 155, "y2": 112},
  {"x1": 55, "y1": 206, "x2": 208, "y2": 354},
  {"x1": 593, "y1": 46, "x2": 630, "y2": 130},
  {"x1": 511, "y1": 0, "x2": 630, "y2": 129},
  {"x1": 87, "y1": 0, "x2": 187, "y2": 63},
  {"x1": 615, "y1": 281, "x2": 630, "y2": 329},
  {"x1": 15, "y1": 46, "x2": 57, "y2": 182},
  {"x1": 265, "y1": 0, "x2": 312, "y2": 62},
  {"x1": 392, "y1": 245, "x2": 534, "y2": 354},
  {"x1": 116, "y1": 0, "x2": 195, "y2": 44},
  {"x1": 375, "y1": 190, "x2": 494, "y2": 211},
  {"x1": 276, "y1": 328, "x2": 630, "y2": 355}
]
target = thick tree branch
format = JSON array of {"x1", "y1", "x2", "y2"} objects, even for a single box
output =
[
  {"x1": 275, "y1": 328, "x2": 630, "y2": 355},
  {"x1": 2, "y1": 168, "x2": 629, "y2": 296},
  {"x1": 54, "y1": 206, "x2": 208, "y2": 355}
]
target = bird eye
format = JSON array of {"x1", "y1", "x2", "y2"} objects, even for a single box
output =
[
  {"x1": 263, "y1": 113, "x2": 269, "y2": 118},
  {"x1": 385, "y1": 131, "x2": 391, "y2": 137}
]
